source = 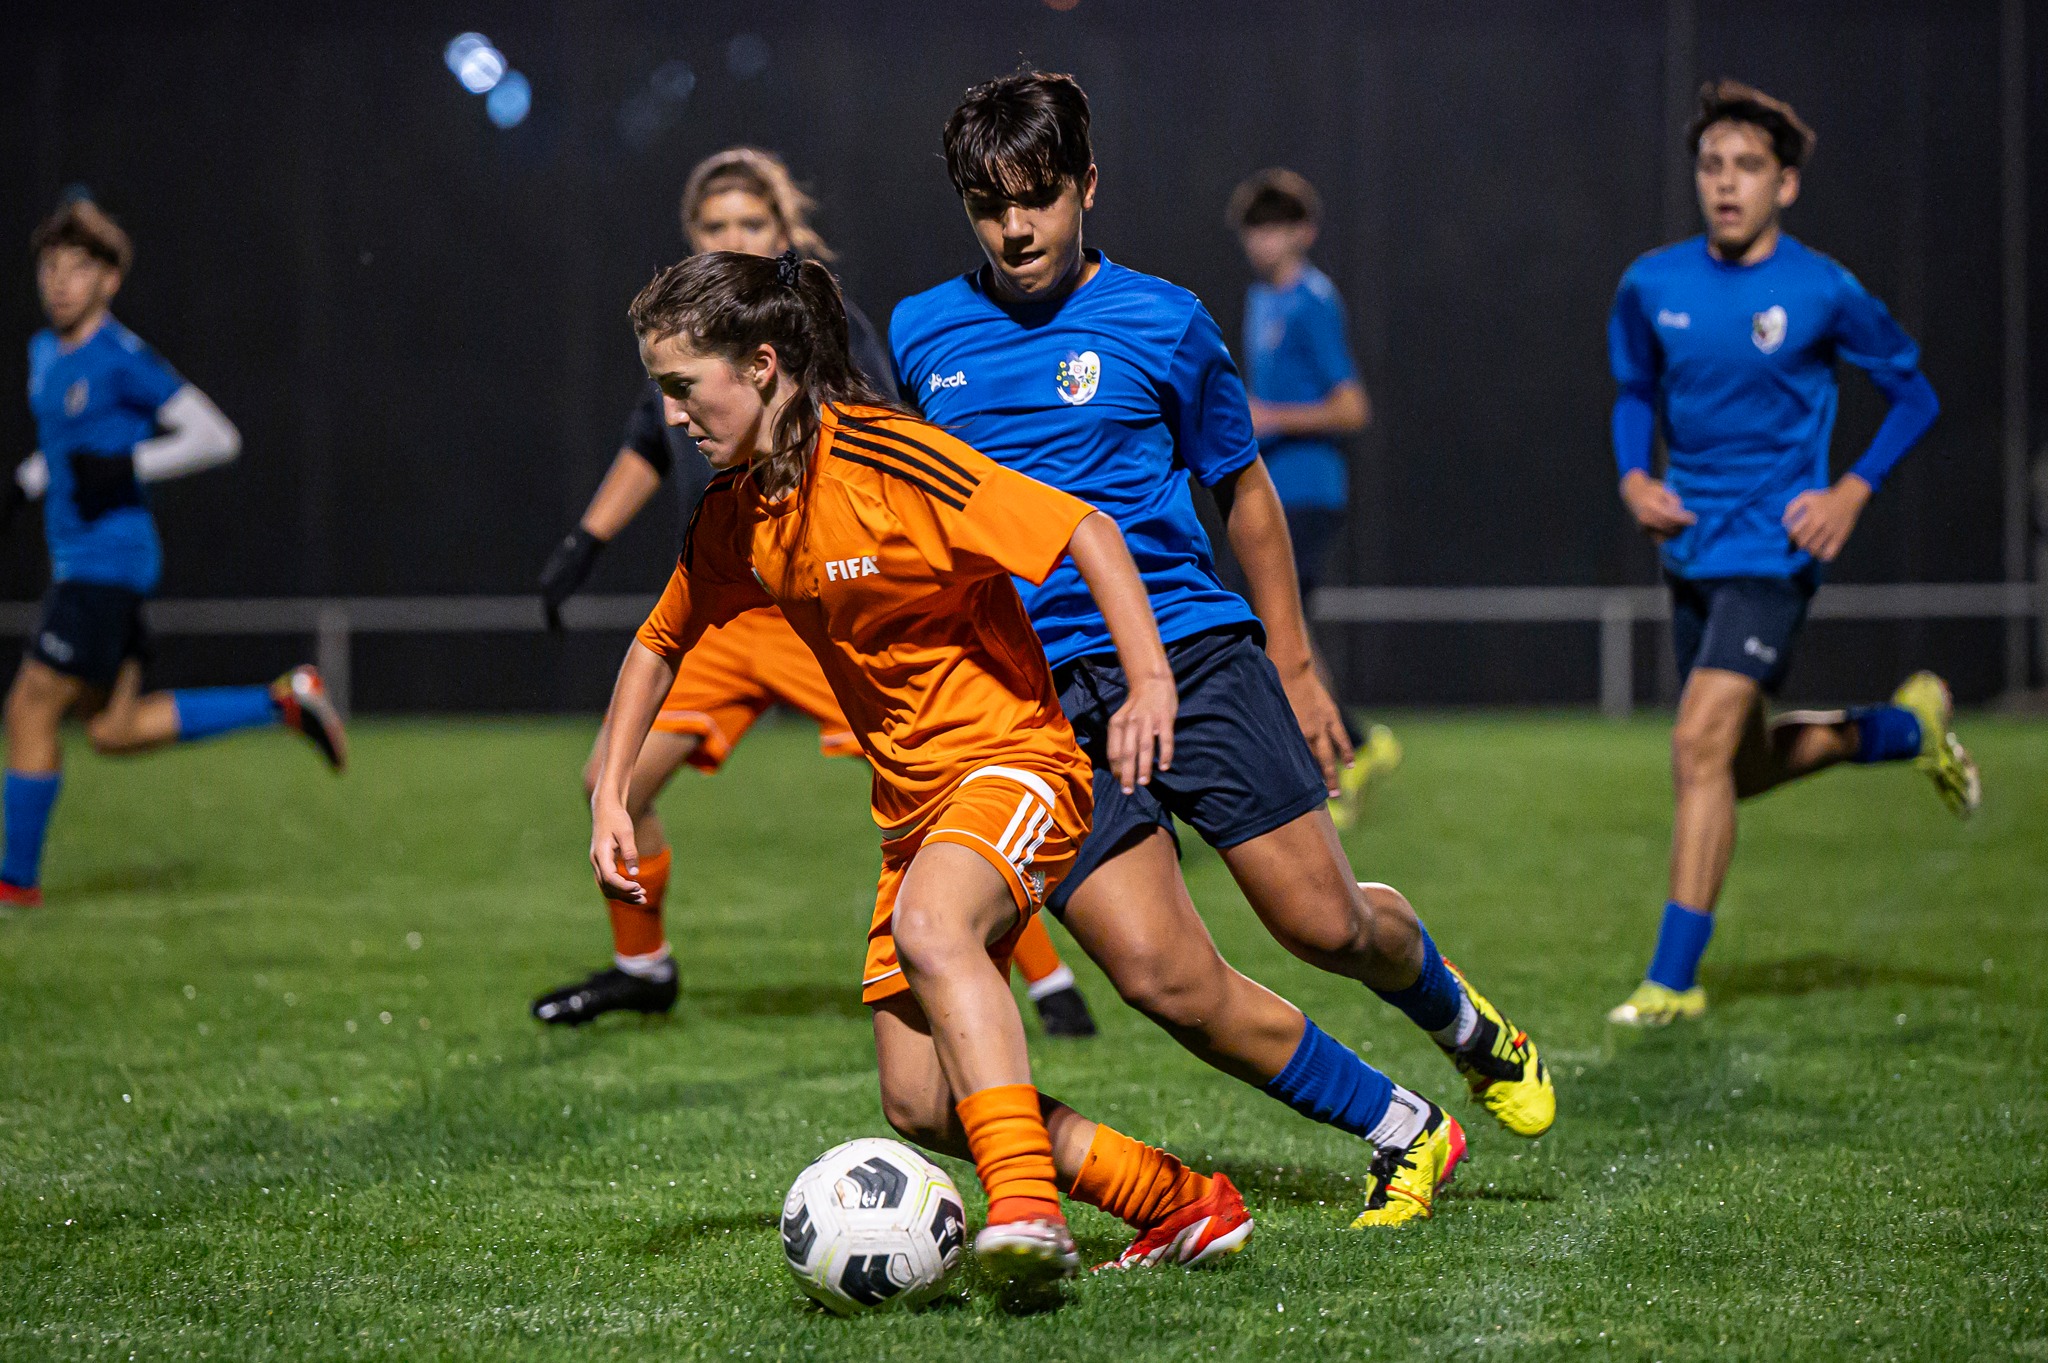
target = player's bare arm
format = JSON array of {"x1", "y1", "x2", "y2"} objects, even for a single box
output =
[
  {"x1": 1211, "y1": 457, "x2": 1353, "y2": 788},
  {"x1": 1619, "y1": 468, "x2": 1698, "y2": 540},
  {"x1": 1063, "y1": 509, "x2": 1176, "y2": 791},
  {"x1": 1781, "y1": 472, "x2": 1871, "y2": 562},
  {"x1": 1247, "y1": 379, "x2": 1370, "y2": 441},
  {"x1": 590, "y1": 640, "x2": 680, "y2": 899}
]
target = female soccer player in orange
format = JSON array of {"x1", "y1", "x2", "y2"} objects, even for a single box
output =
[
  {"x1": 591, "y1": 249, "x2": 1250, "y2": 1286},
  {"x1": 534, "y1": 147, "x2": 1095, "y2": 1036}
]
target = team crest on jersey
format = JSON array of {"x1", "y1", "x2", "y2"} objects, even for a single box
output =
[
  {"x1": 1055, "y1": 351, "x2": 1100, "y2": 405},
  {"x1": 1751, "y1": 305, "x2": 1788, "y2": 355},
  {"x1": 64, "y1": 379, "x2": 89, "y2": 417}
]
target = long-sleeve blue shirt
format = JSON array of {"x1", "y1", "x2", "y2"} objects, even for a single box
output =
[{"x1": 1607, "y1": 234, "x2": 1938, "y2": 580}]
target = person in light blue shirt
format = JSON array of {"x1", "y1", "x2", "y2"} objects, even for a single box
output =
[
  {"x1": 2, "y1": 198, "x2": 345, "y2": 908},
  {"x1": 1228, "y1": 168, "x2": 1399, "y2": 824},
  {"x1": 1603, "y1": 81, "x2": 1979, "y2": 1027},
  {"x1": 891, "y1": 72, "x2": 1556, "y2": 1224}
]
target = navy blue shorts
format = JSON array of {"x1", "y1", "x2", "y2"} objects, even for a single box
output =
[
  {"x1": 26, "y1": 581, "x2": 150, "y2": 688},
  {"x1": 1668, "y1": 571, "x2": 1816, "y2": 695},
  {"x1": 1046, "y1": 624, "x2": 1330, "y2": 913}
]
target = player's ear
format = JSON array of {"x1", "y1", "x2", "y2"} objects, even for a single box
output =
[
  {"x1": 1079, "y1": 165, "x2": 1098, "y2": 212},
  {"x1": 747, "y1": 343, "x2": 780, "y2": 395},
  {"x1": 1776, "y1": 166, "x2": 1801, "y2": 210}
]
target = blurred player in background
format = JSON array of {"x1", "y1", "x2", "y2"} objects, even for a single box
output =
[
  {"x1": 604, "y1": 250, "x2": 1249, "y2": 1282},
  {"x1": 1604, "y1": 81, "x2": 1975, "y2": 1027},
  {"x1": 533, "y1": 148, "x2": 1097, "y2": 1035},
  {"x1": 1, "y1": 198, "x2": 344, "y2": 909},
  {"x1": 1228, "y1": 168, "x2": 1400, "y2": 829},
  {"x1": 894, "y1": 72, "x2": 1556, "y2": 1226}
]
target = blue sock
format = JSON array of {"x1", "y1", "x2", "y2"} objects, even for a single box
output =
[
  {"x1": 1645, "y1": 900, "x2": 1714, "y2": 992},
  {"x1": 171, "y1": 687, "x2": 279, "y2": 742},
  {"x1": 2, "y1": 770, "x2": 63, "y2": 889},
  {"x1": 1371, "y1": 927, "x2": 1462, "y2": 1034},
  {"x1": 1262, "y1": 1018, "x2": 1396, "y2": 1141},
  {"x1": 1848, "y1": 705, "x2": 1922, "y2": 763}
]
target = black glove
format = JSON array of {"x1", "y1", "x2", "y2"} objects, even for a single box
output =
[
  {"x1": 69, "y1": 449, "x2": 142, "y2": 523},
  {"x1": 539, "y1": 526, "x2": 605, "y2": 631}
]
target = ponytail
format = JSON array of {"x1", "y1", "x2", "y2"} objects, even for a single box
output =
[{"x1": 628, "y1": 251, "x2": 904, "y2": 500}]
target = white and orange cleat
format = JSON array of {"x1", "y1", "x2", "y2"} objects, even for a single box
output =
[
  {"x1": 1098, "y1": 1172, "x2": 1253, "y2": 1270},
  {"x1": 973, "y1": 1216, "x2": 1080, "y2": 1287},
  {"x1": 271, "y1": 665, "x2": 348, "y2": 772}
]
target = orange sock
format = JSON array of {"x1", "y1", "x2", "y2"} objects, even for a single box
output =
[
  {"x1": 1009, "y1": 914, "x2": 1065, "y2": 985},
  {"x1": 956, "y1": 1083, "x2": 1064, "y2": 1226},
  {"x1": 604, "y1": 846, "x2": 673, "y2": 960},
  {"x1": 1067, "y1": 1123, "x2": 1211, "y2": 1231}
]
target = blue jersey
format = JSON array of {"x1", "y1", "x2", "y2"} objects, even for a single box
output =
[
  {"x1": 1242, "y1": 263, "x2": 1359, "y2": 511},
  {"x1": 1608, "y1": 235, "x2": 1934, "y2": 580},
  {"x1": 26, "y1": 317, "x2": 182, "y2": 592},
  {"x1": 891, "y1": 253, "x2": 1259, "y2": 668}
]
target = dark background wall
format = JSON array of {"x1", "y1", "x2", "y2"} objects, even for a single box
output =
[{"x1": 3, "y1": 0, "x2": 2040, "y2": 710}]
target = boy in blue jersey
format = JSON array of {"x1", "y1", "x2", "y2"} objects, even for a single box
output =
[
  {"x1": 2, "y1": 200, "x2": 344, "y2": 909},
  {"x1": 1604, "y1": 82, "x2": 1977, "y2": 1026},
  {"x1": 892, "y1": 71, "x2": 1554, "y2": 1226},
  {"x1": 1228, "y1": 168, "x2": 1400, "y2": 827}
]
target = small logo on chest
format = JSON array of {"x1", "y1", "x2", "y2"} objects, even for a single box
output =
[
  {"x1": 1655, "y1": 309, "x2": 1691, "y2": 329},
  {"x1": 825, "y1": 556, "x2": 880, "y2": 582},
  {"x1": 926, "y1": 369, "x2": 967, "y2": 393},
  {"x1": 64, "y1": 379, "x2": 89, "y2": 417},
  {"x1": 1055, "y1": 351, "x2": 1100, "y2": 405},
  {"x1": 1751, "y1": 305, "x2": 1788, "y2": 354}
]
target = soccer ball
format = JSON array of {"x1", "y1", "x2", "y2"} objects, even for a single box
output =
[{"x1": 780, "y1": 1137, "x2": 966, "y2": 1314}]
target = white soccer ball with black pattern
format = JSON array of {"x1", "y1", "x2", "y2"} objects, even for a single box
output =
[{"x1": 780, "y1": 1137, "x2": 965, "y2": 1314}]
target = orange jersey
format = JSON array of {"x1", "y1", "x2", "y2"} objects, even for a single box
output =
[{"x1": 635, "y1": 404, "x2": 1097, "y2": 831}]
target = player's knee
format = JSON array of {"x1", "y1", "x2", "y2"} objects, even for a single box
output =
[
  {"x1": 1355, "y1": 881, "x2": 1422, "y2": 958},
  {"x1": 1105, "y1": 937, "x2": 1227, "y2": 1029},
  {"x1": 83, "y1": 712, "x2": 133, "y2": 755},
  {"x1": 878, "y1": 1085, "x2": 953, "y2": 1151},
  {"x1": 889, "y1": 905, "x2": 975, "y2": 981},
  {"x1": 1671, "y1": 719, "x2": 1733, "y2": 785}
]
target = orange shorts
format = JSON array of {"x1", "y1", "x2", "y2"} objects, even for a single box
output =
[
  {"x1": 860, "y1": 764, "x2": 1092, "y2": 1004},
  {"x1": 654, "y1": 607, "x2": 861, "y2": 772}
]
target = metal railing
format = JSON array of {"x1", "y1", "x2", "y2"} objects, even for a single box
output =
[{"x1": 1, "y1": 582, "x2": 2040, "y2": 719}]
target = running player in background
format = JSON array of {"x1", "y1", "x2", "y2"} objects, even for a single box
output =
[
  {"x1": 1604, "y1": 81, "x2": 1975, "y2": 1027},
  {"x1": 605, "y1": 249, "x2": 1249, "y2": 1283},
  {"x1": 532, "y1": 148, "x2": 1097, "y2": 1036},
  {"x1": 894, "y1": 72, "x2": 1556, "y2": 1226},
  {"x1": 1, "y1": 199, "x2": 344, "y2": 909},
  {"x1": 1227, "y1": 168, "x2": 1400, "y2": 829}
]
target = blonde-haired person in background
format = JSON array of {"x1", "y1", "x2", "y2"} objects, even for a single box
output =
[{"x1": 531, "y1": 149, "x2": 1100, "y2": 1036}]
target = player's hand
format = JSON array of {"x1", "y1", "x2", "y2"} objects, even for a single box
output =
[
  {"x1": 1620, "y1": 470, "x2": 1696, "y2": 541},
  {"x1": 540, "y1": 527, "x2": 605, "y2": 632},
  {"x1": 1246, "y1": 398, "x2": 1280, "y2": 440},
  {"x1": 1106, "y1": 672, "x2": 1177, "y2": 793},
  {"x1": 70, "y1": 449, "x2": 141, "y2": 523},
  {"x1": 1276, "y1": 656, "x2": 1354, "y2": 797},
  {"x1": 590, "y1": 798, "x2": 644, "y2": 902},
  {"x1": 1782, "y1": 475, "x2": 1871, "y2": 563}
]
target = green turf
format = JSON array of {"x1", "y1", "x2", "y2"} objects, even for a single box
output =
[{"x1": 1, "y1": 714, "x2": 2043, "y2": 1360}]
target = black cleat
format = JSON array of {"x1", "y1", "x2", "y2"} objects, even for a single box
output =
[
  {"x1": 1032, "y1": 984, "x2": 1098, "y2": 1038},
  {"x1": 531, "y1": 966, "x2": 677, "y2": 1026},
  {"x1": 272, "y1": 665, "x2": 347, "y2": 772}
]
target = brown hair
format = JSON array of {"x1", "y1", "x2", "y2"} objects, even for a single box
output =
[
  {"x1": 1688, "y1": 79, "x2": 1816, "y2": 169},
  {"x1": 943, "y1": 70, "x2": 1093, "y2": 204},
  {"x1": 679, "y1": 147, "x2": 834, "y2": 261},
  {"x1": 31, "y1": 199, "x2": 132, "y2": 274},
  {"x1": 1227, "y1": 168, "x2": 1321, "y2": 231},
  {"x1": 629, "y1": 252, "x2": 903, "y2": 501}
]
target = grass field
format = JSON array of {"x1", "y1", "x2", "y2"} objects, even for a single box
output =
[{"x1": 1, "y1": 713, "x2": 2043, "y2": 1361}]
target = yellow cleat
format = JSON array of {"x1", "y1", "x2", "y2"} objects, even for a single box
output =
[
  {"x1": 1329, "y1": 723, "x2": 1401, "y2": 831},
  {"x1": 1891, "y1": 671, "x2": 1981, "y2": 819},
  {"x1": 1605, "y1": 980, "x2": 1706, "y2": 1027},
  {"x1": 1440, "y1": 961, "x2": 1555, "y2": 1138},
  {"x1": 1351, "y1": 1104, "x2": 1465, "y2": 1228}
]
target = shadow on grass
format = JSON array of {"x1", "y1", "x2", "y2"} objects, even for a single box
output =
[
  {"x1": 1700, "y1": 953, "x2": 1975, "y2": 1000},
  {"x1": 687, "y1": 982, "x2": 869, "y2": 1021},
  {"x1": 1211, "y1": 1162, "x2": 1365, "y2": 1207},
  {"x1": 641, "y1": 1210, "x2": 775, "y2": 1254},
  {"x1": 54, "y1": 859, "x2": 205, "y2": 896}
]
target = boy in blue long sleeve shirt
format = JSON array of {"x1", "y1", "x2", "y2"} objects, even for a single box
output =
[{"x1": 1604, "y1": 81, "x2": 1978, "y2": 1027}]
